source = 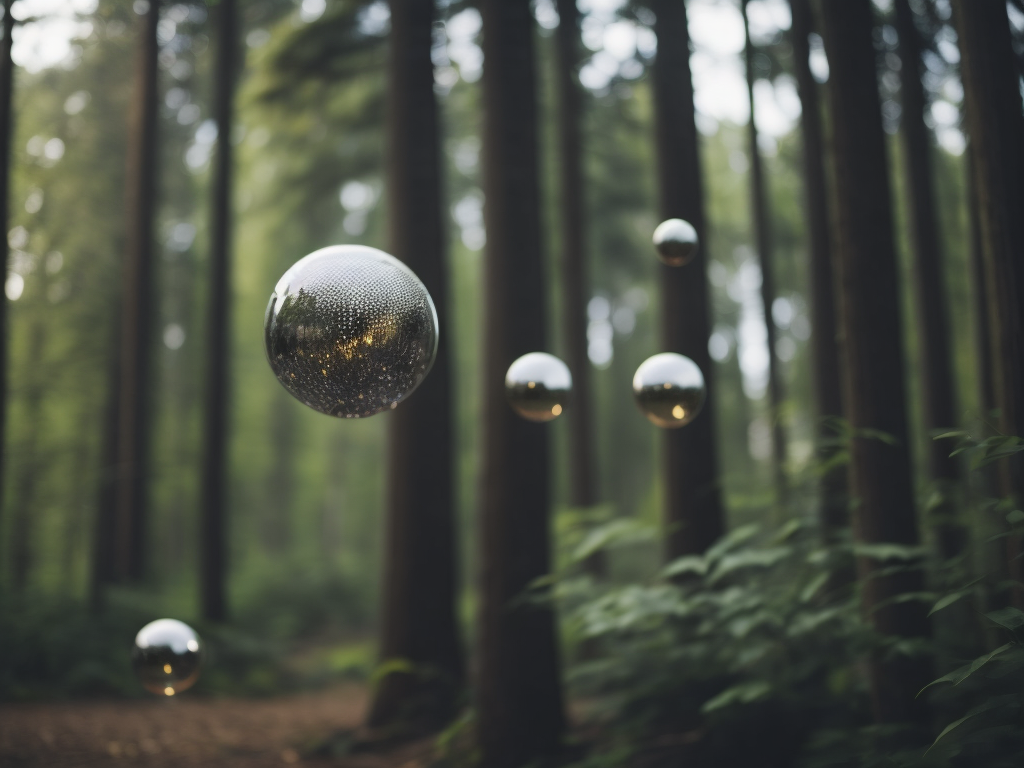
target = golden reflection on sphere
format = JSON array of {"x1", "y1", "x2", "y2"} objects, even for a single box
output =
[
  {"x1": 632, "y1": 353, "x2": 706, "y2": 428},
  {"x1": 653, "y1": 218, "x2": 699, "y2": 266},
  {"x1": 505, "y1": 352, "x2": 572, "y2": 423},
  {"x1": 132, "y1": 619, "x2": 202, "y2": 697},
  {"x1": 264, "y1": 246, "x2": 438, "y2": 418}
]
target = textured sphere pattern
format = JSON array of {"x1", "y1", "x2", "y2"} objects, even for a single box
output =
[
  {"x1": 265, "y1": 246, "x2": 438, "y2": 418},
  {"x1": 633, "y1": 353, "x2": 706, "y2": 428},
  {"x1": 505, "y1": 352, "x2": 572, "y2": 423},
  {"x1": 653, "y1": 218, "x2": 700, "y2": 266},
  {"x1": 132, "y1": 619, "x2": 202, "y2": 696}
]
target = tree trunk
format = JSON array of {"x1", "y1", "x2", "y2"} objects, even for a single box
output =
[
  {"x1": 0, "y1": 0, "x2": 14, "y2": 521},
  {"x1": 952, "y1": 0, "x2": 1024, "y2": 603},
  {"x1": 11, "y1": 321, "x2": 45, "y2": 593},
  {"x1": 199, "y1": 0, "x2": 235, "y2": 623},
  {"x1": 819, "y1": 0, "x2": 931, "y2": 726},
  {"x1": 554, "y1": 0, "x2": 602, "y2": 576},
  {"x1": 650, "y1": 0, "x2": 725, "y2": 559},
  {"x1": 894, "y1": 0, "x2": 965, "y2": 561},
  {"x1": 788, "y1": 0, "x2": 846, "y2": 538},
  {"x1": 113, "y1": 0, "x2": 160, "y2": 583},
  {"x1": 742, "y1": 0, "x2": 787, "y2": 510},
  {"x1": 476, "y1": 0, "x2": 565, "y2": 764},
  {"x1": 366, "y1": 0, "x2": 464, "y2": 732}
]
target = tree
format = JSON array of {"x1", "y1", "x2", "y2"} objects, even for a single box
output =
[
  {"x1": 554, "y1": 0, "x2": 599, "y2": 545},
  {"x1": 819, "y1": 0, "x2": 930, "y2": 725},
  {"x1": 366, "y1": 0, "x2": 464, "y2": 732},
  {"x1": 649, "y1": 0, "x2": 725, "y2": 559},
  {"x1": 893, "y1": 0, "x2": 964, "y2": 560},
  {"x1": 199, "y1": 0, "x2": 236, "y2": 622},
  {"x1": 0, "y1": 0, "x2": 13, "y2": 521},
  {"x1": 787, "y1": 0, "x2": 846, "y2": 537},
  {"x1": 112, "y1": 0, "x2": 160, "y2": 582},
  {"x1": 476, "y1": 0, "x2": 565, "y2": 763},
  {"x1": 952, "y1": 0, "x2": 1024, "y2": 599},
  {"x1": 741, "y1": 0, "x2": 787, "y2": 508}
]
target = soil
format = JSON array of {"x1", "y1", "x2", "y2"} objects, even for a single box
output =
[{"x1": 0, "y1": 684, "x2": 435, "y2": 768}]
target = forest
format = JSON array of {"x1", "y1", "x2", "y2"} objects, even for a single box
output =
[{"x1": 1, "y1": 0, "x2": 1024, "y2": 766}]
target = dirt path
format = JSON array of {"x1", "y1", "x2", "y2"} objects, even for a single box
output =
[{"x1": 0, "y1": 684, "x2": 434, "y2": 768}]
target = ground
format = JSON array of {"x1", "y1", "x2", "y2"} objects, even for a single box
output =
[{"x1": 0, "y1": 684, "x2": 436, "y2": 768}]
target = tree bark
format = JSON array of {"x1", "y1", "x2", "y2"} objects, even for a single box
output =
[
  {"x1": 952, "y1": 0, "x2": 1024, "y2": 602},
  {"x1": 742, "y1": 0, "x2": 787, "y2": 509},
  {"x1": 113, "y1": 0, "x2": 160, "y2": 582},
  {"x1": 894, "y1": 0, "x2": 965, "y2": 561},
  {"x1": 367, "y1": 0, "x2": 464, "y2": 732},
  {"x1": 199, "y1": 0, "x2": 235, "y2": 623},
  {"x1": 650, "y1": 0, "x2": 725, "y2": 560},
  {"x1": 11, "y1": 321, "x2": 44, "y2": 593},
  {"x1": 819, "y1": 0, "x2": 931, "y2": 726},
  {"x1": 788, "y1": 0, "x2": 846, "y2": 537},
  {"x1": 554, "y1": 0, "x2": 603, "y2": 576},
  {"x1": 0, "y1": 0, "x2": 14, "y2": 522},
  {"x1": 476, "y1": 0, "x2": 565, "y2": 764}
]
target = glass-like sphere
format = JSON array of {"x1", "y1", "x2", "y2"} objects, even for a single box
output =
[
  {"x1": 653, "y1": 218, "x2": 700, "y2": 266},
  {"x1": 132, "y1": 619, "x2": 202, "y2": 697},
  {"x1": 265, "y1": 245, "x2": 438, "y2": 418},
  {"x1": 505, "y1": 352, "x2": 572, "y2": 423},
  {"x1": 633, "y1": 353, "x2": 706, "y2": 428}
]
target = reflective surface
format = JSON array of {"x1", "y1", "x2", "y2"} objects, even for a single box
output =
[
  {"x1": 632, "y1": 353, "x2": 706, "y2": 428},
  {"x1": 505, "y1": 352, "x2": 572, "y2": 422},
  {"x1": 265, "y1": 245, "x2": 438, "y2": 418},
  {"x1": 132, "y1": 619, "x2": 202, "y2": 696},
  {"x1": 653, "y1": 218, "x2": 699, "y2": 266}
]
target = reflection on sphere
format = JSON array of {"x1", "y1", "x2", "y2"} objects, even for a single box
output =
[
  {"x1": 505, "y1": 352, "x2": 572, "y2": 423},
  {"x1": 633, "y1": 353, "x2": 706, "y2": 428},
  {"x1": 264, "y1": 245, "x2": 438, "y2": 418},
  {"x1": 653, "y1": 218, "x2": 699, "y2": 266},
  {"x1": 132, "y1": 619, "x2": 202, "y2": 696}
]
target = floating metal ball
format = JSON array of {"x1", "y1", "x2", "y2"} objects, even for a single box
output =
[
  {"x1": 653, "y1": 218, "x2": 700, "y2": 266},
  {"x1": 132, "y1": 619, "x2": 202, "y2": 697},
  {"x1": 633, "y1": 353, "x2": 706, "y2": 428},
  {"x1": 505, "y1": 352, "x2": 572, "y2": 423},
  {"x1": 265, "y1": 245, "x2": 438, "y2": 418}
]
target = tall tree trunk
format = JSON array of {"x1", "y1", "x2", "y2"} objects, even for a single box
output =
[
  {"x1": 476, "y1": 0, "x2": 565, "y2": 764},
  {"x1": 90, "y1": 355, "x2": 121, "y2": 611},
  {"x1": 367, "y1": 0, "x2": 464, "y2": 732},
  {"x1": 0, "y1": 0, "x2": 14, "y2": 520},
  {"x1": 199, "y1": 0, "x2": 235, "y2": 623},
  {"x1": 554, "y1": 0, "x2": 602, "y2": 576},
  {"x1": 11, "y1": 321, "x2": 45, "y2": 593},
  {"x1": 741, "y1": 0, "x2": 787, "y2": 509},
  {"x1": 113, "y1": 0, "x2": 160, "y2": 582},
  {"x1": 650, "y1": 0, "x2": 725, "y2": 559},
  {"x1": 788, "y1": 0, "x2": 847, "y2": 537},
  {"x1": 819, "y1": 0, "x2": 931, "y2": 726},
  {"x1": 894, "y1": 0, "x2": 964, "y2": 561},
  {"x1": 952, "y1": 0, "x2": 1024, "y2": 603}
]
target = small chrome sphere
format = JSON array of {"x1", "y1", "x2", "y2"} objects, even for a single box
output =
[
  {"x1": 132, "y1": 619, "x2": 202, "y2": 697},
  {"x1": 505, "y1": 352, "x2": 572, "y2": 423},
  {"x1": 632, "y1": 353, "x2": 706, "y2": 428},
  {"x1": 264, "y1": 245, "x2": 438, "y2": 418},
  {"x1": 653, "y1": 218, "x2": 700, "y2": 266}
]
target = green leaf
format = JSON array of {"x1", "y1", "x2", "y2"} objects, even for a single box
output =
[
  {"x1": 934, "y1": 430, "x2": 970, "y2": 441},
  {"x1": 800, "y1": 571, "x2": 831, "y2": 603},
  {"x1": 853, "y1": 543, "x2": 926, "y2": 562},
  {"x1": 925, "y1": 698, "x2": 1008, "y2": 754},
  {"x1": 917, "y1": 643, "x2": 1013, "y2": 697},
  {"x1": 1007, "y1": 509, "x2": 1024, "y2": 525},
  {"x1": 571, "y1": 519, "x2": 655, "y2": 563},
  {"x1": 985, "y1": 607, "x2": 1024, "y2": 631},
  {"x1": 700, "y1": 681, "x2": 772, "y2": 713},
  {"x1": 928, "y1": 577, "x2": 985, "y2": 616},
  {"x1": 709, "y1": 547, "x2": 792, "y2": 584},
  {"x1": 705, "y1": 524, "x2": 760, "y2": 562},
  {"x1": 662, "y1": 555, "x2": 708, "y2": 579}
]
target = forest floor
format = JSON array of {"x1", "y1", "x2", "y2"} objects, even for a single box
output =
[{"x1": 0, "y1": 683, "x2": 437, "y2": 768}]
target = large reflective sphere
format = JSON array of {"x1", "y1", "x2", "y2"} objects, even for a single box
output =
[
  {"x1": 132, "y1": 619, "x2": 202, "y2": 697},
  {"x1": 653, "y1": 218, "x2": 700, "y2": 266},
  {"x1": 633, "y1": 353, "x2": 706, "y2": 428},
  {"x1": 265, "y1": 245, "x2": 438, "y2": 418},
  {"x1": 505, "y1": 353, "x2": 572, "y2": 423}
]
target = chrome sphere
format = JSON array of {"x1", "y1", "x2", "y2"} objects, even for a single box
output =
[
  {"x1": 132, "y1": 619, "x2": 202, "y2": 696},
  {"x1": 265, "y1": 245, "x2": 438, "y2": 418},
  {"x1": 653, "y1": 218, "x2": 699, "y2": 266},
  {"x1": 505, "y1": 352, "x2": 572, "y2": 423},
  {"x1": 632, "y1": 352, "x2": 706, "y2": 428}
]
